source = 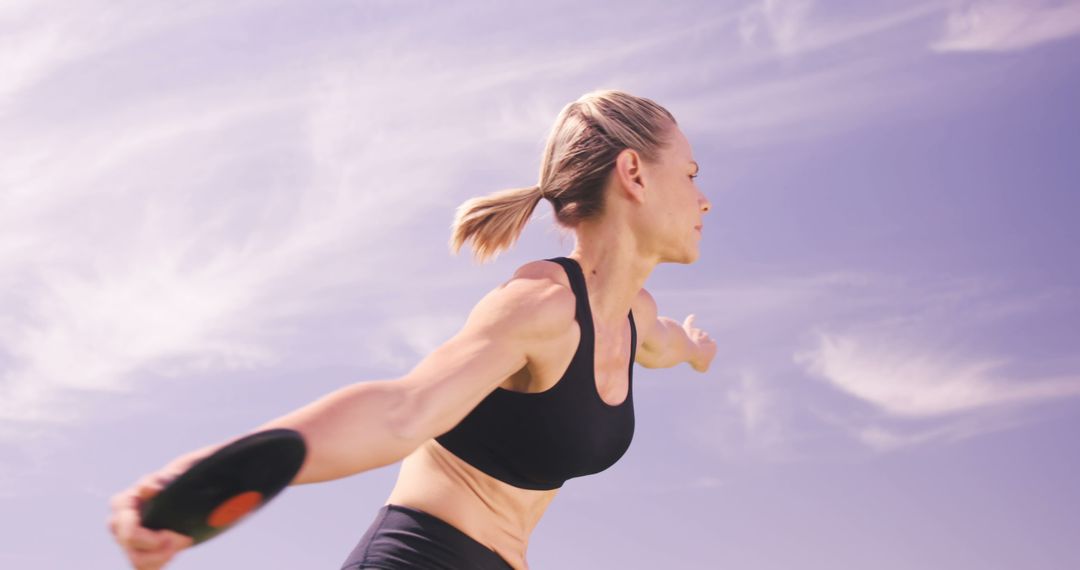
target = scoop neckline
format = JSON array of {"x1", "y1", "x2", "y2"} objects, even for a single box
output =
[{"x1": 557, "y1": 256, "x2": 635, "y2": 408}]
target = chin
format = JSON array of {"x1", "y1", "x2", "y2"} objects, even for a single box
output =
[
  {"x1": 667, "y1": 251, "x2": 698, "y2": 265},
  {"x1": 657, "y1": 243, "x2": 700, "y2": 264}
]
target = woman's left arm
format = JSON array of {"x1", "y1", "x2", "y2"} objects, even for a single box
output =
[{"x1": 634, "y1": 288, "x2": 717, "y2": 372}]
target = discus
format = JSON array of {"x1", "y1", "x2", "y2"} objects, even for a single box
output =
[{"x1": 139, "y1": 428, "x2": 307, "y2": 544}]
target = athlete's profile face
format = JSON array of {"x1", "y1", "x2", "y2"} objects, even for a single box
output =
[{"x1": 649, "y1": 126, "x2": 710, "y2": 260}]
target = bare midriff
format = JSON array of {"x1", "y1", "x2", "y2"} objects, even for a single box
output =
[{"x1": 385, "y1": 437, "x2": 557, "y2": 570}]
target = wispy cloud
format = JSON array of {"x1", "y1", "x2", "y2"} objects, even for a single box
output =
[
  {"x1": 933, "y1": 0, "x2": 1080, "y2": 52},
  {"x1": 793, "y1": 325, "x2": 1080, "y2": 454},
  {"x1": 0, "y1": 25, "x2": 502, "y2": 427},
  {"x1": 739, "y1": 0, "x2": 817, "y2": 57},
  {"x1": 0, "y1": 64, "x2": 333, "y2": 423},
  {"x1": 0, "y1": 75, "x2": 464, "y2": 425},
  {"x1": 718, "y1": 368, "x2": 819, "y2": 461},
  {"x1": 738, "y1": 0, "x2": 941, "y2": 58},
  {"x1": 853, "y1": 414, "x2": 1032, "y2": 452},
  {"x1": 361, "y1": 313, "x2": 467, "y2": 372},
  {"x1": 660, "y1": 269, "x2": 1079, "y2": 456},
  {"x1": 671, "y1": 2, "x2": 950, "y2": 145},
  {"x1": 728, "y1": 370, "x2": 771, "y2": 433},
  {"x1": 0, "y1": 1, "x2": 256, "y2": 114},
  {"x1": 796, "y1": 332, "x2": 1080, "y2": 417}
]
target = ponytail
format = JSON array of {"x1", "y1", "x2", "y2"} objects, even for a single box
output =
[
  {"x1": 449, "y1": 90, "x2": 676, "y2": 264},
  {"x1": 449, "y1": 185, "x2": 545, "y2": 264}
]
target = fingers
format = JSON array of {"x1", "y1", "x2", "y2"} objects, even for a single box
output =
[
  {"x1": 129, "y1": 551, "x2": 171, "y2": 570},
  {"x1": 137, "y1": 471, "x2": 176, "y2": 495},
  {"x1": 162, "y1": 530, "x2": 194, "y2": 549},
  {"x1": 131, "y1": 530, "x2": 192, "y2": 554},
  {"x1": 683, "y1": 314, "x2": 711, "y2": 340},
  {"x1": 696, "y1": 336, "x2": 718, "y2": 373},
  {"x1": 109, "y1": 475, "x2": 194, "y2": 570},
  {"x1": 112, "y1": 504, "x2": 158, "y2": 549},
  {"x1": 110, "y1": 475, "x2": 164, "y2": 511},
  {"x1": 108, "y1": 479, "x2": 158, "y2": 533},
  {"x1": 115, "y1": 524, "x2": 180, "y2": 569},
  {"x1": 126, "y1": 532, "x2": 191, "y2": 570},
  {"x1": 683, "y1": 314, "x2": 706, "y2": 332},
  {"x1": 110, "y1": 511, "x2": 192, "y2": 569}
]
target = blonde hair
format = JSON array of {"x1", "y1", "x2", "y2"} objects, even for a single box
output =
[{"x1": 449, "y1": 90, "x2": 677, "y2": 263}]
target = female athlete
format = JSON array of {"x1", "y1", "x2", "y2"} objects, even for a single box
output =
[{"x1": 108, "y1": 89, "x2": 717, "y2": 570}]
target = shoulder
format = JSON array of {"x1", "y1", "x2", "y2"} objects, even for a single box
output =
[{"x1": 464, "y1": 260, "x2": 576, "y2": 342}]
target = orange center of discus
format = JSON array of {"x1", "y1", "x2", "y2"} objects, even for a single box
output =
[{"x1": 207, "y1": 491, "x2": 264, "y2": 528}]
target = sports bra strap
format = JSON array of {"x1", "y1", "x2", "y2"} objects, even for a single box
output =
[{"x1": 546, "y1": 257, "x2": 592, "y2": 330}]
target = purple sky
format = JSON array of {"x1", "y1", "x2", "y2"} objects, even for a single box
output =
[{"x1": 3, "y1": 1, "x2": 1079, "y2": 568}]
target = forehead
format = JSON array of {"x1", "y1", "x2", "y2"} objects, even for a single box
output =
[{"x1": 663, "y1": 127, "x2": 693, "y2": 160}]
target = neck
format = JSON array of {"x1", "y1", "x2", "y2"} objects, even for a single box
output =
[{"x1": 567, "y1": 220, "x2": 657, "y2": 329}]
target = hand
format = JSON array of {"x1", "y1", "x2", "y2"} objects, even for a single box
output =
[
  {"x1": 682, "y1": 314, "x2": 717, "y2": 373},
  {"x1": 107, "y1": 450, "x2": 213, "y2": 569}
]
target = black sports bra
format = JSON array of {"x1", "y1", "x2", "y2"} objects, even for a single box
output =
[{"x1": 434, "y1": 257, "x2": 636, "y2": 490}]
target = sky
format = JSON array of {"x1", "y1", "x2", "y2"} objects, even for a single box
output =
[{"x1": 2, "y1": 0, "x2": 1079, "y2": 568}]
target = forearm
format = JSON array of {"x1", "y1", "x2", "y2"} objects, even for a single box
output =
[
  {"x1": 248, "y1": 379, "x2": 419, "y2": 485},
  {"x1": 656, "y1": 316, "x2": 697, "y2": 368}
]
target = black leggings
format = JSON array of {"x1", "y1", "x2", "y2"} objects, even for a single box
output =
[{"x1": 340, "y1": 504, "x2": 514, "y2": 570}]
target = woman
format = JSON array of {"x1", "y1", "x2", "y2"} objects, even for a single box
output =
[{"x1": 108, "y1": 89, "x2": 717, "y2": 570}]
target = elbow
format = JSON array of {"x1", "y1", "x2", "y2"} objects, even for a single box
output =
[
  {"x1": 636, "y1": 344, "x2": 667, "y2": 369},
  {"x1": 387, "y1": 382, "x2": 437, "y2": 446},
  {"x1": 390, "y1": 379, "x2": 472, "y2": 445},
  {"x1": 383, "y1": 390, "x2": 418, "y2": 446}
]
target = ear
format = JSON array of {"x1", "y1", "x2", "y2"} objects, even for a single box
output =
[{"x1": 612, "y1": 148, "x2": 646, "y2": 204}]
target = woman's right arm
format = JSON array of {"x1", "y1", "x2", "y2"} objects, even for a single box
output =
[
  {"x1": 255, "y1": 261, "x2": 572, "y2": 484},
  {"x1": 107, "y1": 261, "x2": 571, "y2": 567}
]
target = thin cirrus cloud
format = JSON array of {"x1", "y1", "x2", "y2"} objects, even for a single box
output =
[
  {"x1": 738, "y1": 0, "x2": 817, "y2": 56},
  {"x1": 736, "y1": 0, "x2": 1080, "y2": 58},
  {"x1": 737, "y1": 0, "x2": 942, "y2": 58},
  {"x1": 0, "y1": 87, "x2": 308, "y2": 425},
  {"x1": 781, "y1": 276, "x2": 1080, "y2": 453},
  {"x1": 724, "y1": 369, "x2": 790, "y2": 452},
  {"x1": 794, "y1": 331, "x2": 1080, "y2": 452},
  {"x1": 0, "y1": 0, "x2": 257, "y2": 112},
  {"x1": 932, "y1": 0, "x2": 1080, "y2": 52},
  {"x1": 0, "y1": 54, "x2": 476, "y2": 426},
  {"x1": 660, "y1": 271, "x2": 1080, "y2": 455},
  {"x1": 674, "y1": 2, "x2": 954, "y2": 146},
  {"x1": 796, "y1": 332, "x2": 1080, "y2": 418},
  {"x1": 0, "y1": 78, "x2": 483, "y2": 427},
  {"x1": 853, "y1": 414, "x2": 1035, "y2": 452}
]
